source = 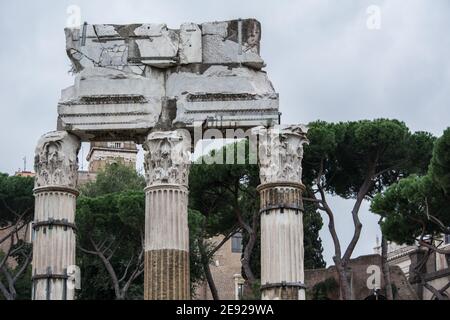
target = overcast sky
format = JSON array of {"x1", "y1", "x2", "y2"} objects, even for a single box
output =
[{"x1": 1, "y1": 0, "x2": 449, "y2": 266}]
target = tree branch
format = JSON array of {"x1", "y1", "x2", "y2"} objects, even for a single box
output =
[
  {"x1": 118, "y1": 254, "x2": 134, "y2": 283},
  {"x1": 342, "y1": 168, "x2": 375, "y2": 263},
  {"x1": 12, "y1": 249, "x2": 32, "y2": 283},
  {"x1": 418, "y1": 240, "x2": 450, "y2": 255},
  {"x1": 207, "y1": 226, "x2": 239, "y2": 259},
  {"x1": 122, "y1": 247, "x2": 145, "y2": 297},
  {"x1": 315, "y1": 183, "x2": 342, "y2": 261},
  {"x1": 0, "y1": 217, "x2": 29, "y2": 245},
  {"x1": 88, "y1": 236, "x2": 121, "y2": 299},
  {"x1": 424, "y1": 282, "x2": 448, "y2": 300}
]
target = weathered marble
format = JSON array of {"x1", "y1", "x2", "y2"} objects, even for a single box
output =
[
  {"x1": 254, "y1": 125, "x2": 309, "y2": 300},
  {"x1": 34, "y1": 131, "x2": 80, "y2": 189},
  {"x1": 254, "y1": 125, "x2": 309, "y2": 185},
  {"x1": 58, "y1": 67, "x2": 164, "y2": 141},
  {"x1": 59, "y1": 19, "x2": 279, "y2": 141},
  {"x1": 168, "y1": 66, "x2": 279, "y2": 128},
  {"x1": 32, "y1": 131, "x2": 81, "y2": 300},
  {"x1": 143, "y1": 130, "x2": 191, "y2": 300},
  {"x1": 201, "y1": 19, "x2": 264, "y2": 69},
  {"x1": 179, "y1": 23, "x2": 202, "y2": 64},
  {"x1": 143, "y1": 130, "x2": 191, "y2": 186}
]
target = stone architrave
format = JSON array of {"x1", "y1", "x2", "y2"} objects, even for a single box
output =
[
  {"x1": 59, "y1": 19, "x2": 279, "y2": 141},
  {"x1": 32, "y1": 131, "x2": 81, "y2": 300},
  {"x1": 143, "y1": 130, "x2": 191, "y2": 300},
  {"x1": 253, "y1": 125, "x2": 309, "y2": 300}
]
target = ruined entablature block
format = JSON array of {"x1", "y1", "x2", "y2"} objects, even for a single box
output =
[{"x1": 59, "y1": 19, "x2": 279, "y2": 142}]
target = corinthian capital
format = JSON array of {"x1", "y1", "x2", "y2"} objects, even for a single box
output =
[
  {"x1": 253, "y1": 125, "x2": 309, "y2": 185},
  {"x1": 143, "y1": 130, "x2": 191, "y2": 186},
  {"x1": 34, "y1": 131, "x2": 81, "y2": 189}
]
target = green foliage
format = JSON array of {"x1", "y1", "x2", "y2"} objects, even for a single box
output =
[
  {"x1": 310, "y1": 277, "x2": 339, "y2": 300},
  {"x1": 0, "y1": 250, "x2": 32, "y2": 300},
  {"x1": 301, "y1": 119, "x2": 434, "y2": 300},
  {"x1": 77, "y1": 191, "x2": 145, "y2": 247},
  {"x1": 76, "y1": 190, "x2": 145, "y2": 300},
  {"x1": 76, "y1": 163, "x2": 146, "y2": 300},
  {"x1": 11, "y1": 264, "x2": 32, "y2": 300},
  {"x1": 188, "y1": 209, "x2": 207, "y2": 295},
  {"x1": 241, "y1": 280, "x2": 261, "y2": 300},
  {"x1": 189, "y1": 141, "x2": 259, "y2": 237},
  {"x1": 0, "y1": 173, "x2": 34, "y2": 300},
  {"x1": 190, "y1": 141, "x2": 261, "y2": 283},
  {"x1": 190, "y1": 140, "x2": 326, "y2": 287},
  {"x1": 80, "y1": 163, "x2": 145, "y2": 197},
  {"x1": 371, "y1": 128, "x2": 450, "y2": 245},
  {"x1": 303, "y1": 202, "x2": 326, "y2": 269},
  {"x1": 429, "y1": 128, "x2": 450, "y2": 194},
  {"x1": 407, "y1": 131, "x2": 437, "y2": 175},
  {"x1": 0, "y1": 173, "x2": 34, "y2": 227},
  {"x1": 75, "y1": 254, "x2": 116, "y2": 300},
  {"x1": 303, "y1": 119, "x2": 432, "y2": 199},
  {"x1": 371, "y1": 176, "x2": 429, "y2": 244},
  {"x1": 76, "y1": 163, "x2": 205, "y2": 299}
]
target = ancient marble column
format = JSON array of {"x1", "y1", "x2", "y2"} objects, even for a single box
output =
[
  {"x1": 143, "y1": 130, "x2": 191, "y2": 300},
  {"x1": 254, "y1": 125, "x2": 309, "y2": 300},
  {"x1": 32, "y1": 131, "x2": 81, "y2": 300}
]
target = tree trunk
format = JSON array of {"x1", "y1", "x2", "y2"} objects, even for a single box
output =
[
  {"x1": 338, "y1": 173, "x2": 374, "y2": 300},
  {"x1": 88, "y1": 237, "x2": 123, "y2": 300},
  {"x1": 381, "y1": 235, "x2": 394, "y2": 300},
  {"x1": 317, "y1": 191, "x2": 352, "y2": 300},
  {"x1": 334, "y1": 258, "x2": 351, "y2": 300},
  {"x1": 241, "y1": 214, "x2": 258, "y2": 285},
  {"x1": 198, "y1": 240, "x2": 219, "y2": 300},
  {"x1": 0, "y1": 276, "x2": 14, "y2": 300},
  {"x1": 204, "y1": 260, "x2": 219, "y2": 300},
  {"x1": 116, "y1": 292, "x2": 125, "y2": 300},
  {"x1": 1, "y1": 266, "x2": 17, "y2": 300}
]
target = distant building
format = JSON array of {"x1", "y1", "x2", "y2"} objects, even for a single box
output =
[
  {"x1": 77, "y1": 170, "x2": 98, "y2": 186},
  {"x1": 14, "y1": 170, "x2": 35, "y2": 178},
  {"x1": 194, "y1": 233, "x2": 245, "y2": 300},
  {"x1": 305, "y1": 254, "x2": 418, "y2": 300},
  {"x1": 374, "y1": 235, "x2": 450, "y2": 299},
  {"x1": 87, "y1": 141, "x2": 138, "y2": 172},
  {"x1": 78, "y1": 141, "x2": 138, "y2": 185}
]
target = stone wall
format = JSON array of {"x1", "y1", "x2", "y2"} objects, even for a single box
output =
[{"x1": 305, "y1": 254, "x2": 417, "y2": 300}]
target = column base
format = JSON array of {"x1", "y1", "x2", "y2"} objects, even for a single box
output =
[
  {"x1": 144, "y1": 249, "x2": 190, "y2": 300},
  {"x1": 258, "y1": 182, "x2": 306, "y2": 301},
  {"x1": 261, "y1": 282, "x2": 306, "y2": 300}
]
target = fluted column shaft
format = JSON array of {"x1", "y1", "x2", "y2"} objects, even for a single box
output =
[
  {"x1": 258, "y1": 183, "x2": 305, "y2": 300},
  {"x1": 254, "y1": 125, "x2": 309, "y2": 300},
  {"x1": 143, "y1": 130, "x2": 191, "y2": 300},
  {"x1": 32, "y1": 131, "x2": 80, "y2": 300}
]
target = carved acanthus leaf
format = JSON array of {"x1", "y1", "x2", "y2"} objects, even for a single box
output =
[
  {"x1": 34, "y1": 131, "x2": 81, "y2": 189},
  {"x1": 253, "y1": 125, "x2": 309, "y2": 185},
  {"x1": 143, "y1": 130, "x2": 191, "y2": 186}
]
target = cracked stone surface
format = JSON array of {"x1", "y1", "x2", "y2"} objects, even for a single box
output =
[{"x1": 59, "y1": 19, "x2": 279, "y2": 141}]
